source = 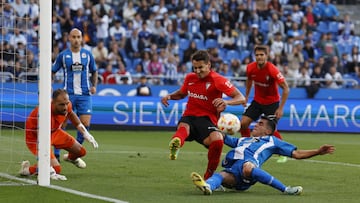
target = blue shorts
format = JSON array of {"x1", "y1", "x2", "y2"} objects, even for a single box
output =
[
  {"x1": 222, "y1": 159, "x2": 257, "y2": 191},
  {"x1": 69, "y1": 95, "x2": 92, "y2": 115}
]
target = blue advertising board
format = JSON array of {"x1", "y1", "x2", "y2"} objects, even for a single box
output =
[{"x1": 0, "y1": 83, "x2": 359, "y2": 132}]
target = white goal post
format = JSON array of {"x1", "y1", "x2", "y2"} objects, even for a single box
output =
[{"x1": 37, "y1": 0, "x2": 52, "y2": 186}]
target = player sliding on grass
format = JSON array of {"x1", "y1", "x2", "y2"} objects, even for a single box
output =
[
  {"x1": 191, "y1": 115, "x2": 335, "y2": 195},
  {"x1": 20, "y1": 89, "x2": 98, "y2": 180},
  {"x1": 161, "y1": 50, "x2": 246, "y2": 180}
]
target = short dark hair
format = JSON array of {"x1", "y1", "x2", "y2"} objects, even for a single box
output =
[
  {"x1": 52, "y1": 89, "x2": 68, "y2": 99},
  {"x1": 260, "y1": 115, "x2": 278, "y2": 134},
  {"x1": 254, "y1": 45, "x2": 268, "y2": 55},
  {"x1": 191, "y1": 50, "x2": 210, "y2": 63}
]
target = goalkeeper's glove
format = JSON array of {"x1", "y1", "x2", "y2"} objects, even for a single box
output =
[
  {"x1": 83, "y1": 132, "x2": 99, "y2": 149},
  {"x1": 77, "y1": 123, "x2": 99, "y2": 149}
]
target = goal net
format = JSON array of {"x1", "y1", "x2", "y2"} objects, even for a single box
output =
[{"x1": 0, "y1": 0, "x2": 51, "y2": 185}]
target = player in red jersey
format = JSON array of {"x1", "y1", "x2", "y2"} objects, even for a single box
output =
[
  {"x1": 161, "y1": 50, "x2": 246, "y2": 179},
  {"x1": 240, "y1": 45, "x2": 290, "y2": 163},
  {"x1": 20, "y1": 89, "x2": 98, "y2": 180}
]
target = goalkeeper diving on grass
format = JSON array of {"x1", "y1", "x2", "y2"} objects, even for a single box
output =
[
  {"x1": 191, "y1": 115, "x2": 335, "y2": 195},
  {"x1": 20, "y1": 89, "x2": 99, "y2": 180}
]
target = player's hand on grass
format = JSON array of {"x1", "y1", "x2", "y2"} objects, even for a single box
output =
[{"x1": 84, "y1": 132, "x2": 99, "y2": 149}]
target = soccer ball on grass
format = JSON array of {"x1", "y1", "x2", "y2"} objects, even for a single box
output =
[{"x1": 217, "y1": 113, "x2": 241, "y2": 135}]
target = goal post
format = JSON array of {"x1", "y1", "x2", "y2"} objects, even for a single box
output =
[{"x1": 37, "y1": 0, "x2": 52, "y2": 186}]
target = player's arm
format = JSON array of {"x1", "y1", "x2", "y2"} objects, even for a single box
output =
[
  {"x1": 90, "y1": 71, "x2": 98, "y2": 94},
  {"x1": 213, "y1": 88, "x2": 246, "y2": 112},
  {"x1": 276, "y1": 80, "x2": 289, "y2": 118},
  {"x1": 161, "y1": 89, "x2": 187, "y2": 107},
  {"x1": 68, "y1": 111, "x2": 99, "y2": 148},
  {"x1": 245, "y1": 78, "x2": 253, "y2": 104},
  {"x1": 291, "y1": 144, "x2": 335, "y2": 159}
]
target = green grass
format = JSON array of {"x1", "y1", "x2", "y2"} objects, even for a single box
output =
[{"x1": 1, "y1": 130, "x2": 360, "y2": 203}]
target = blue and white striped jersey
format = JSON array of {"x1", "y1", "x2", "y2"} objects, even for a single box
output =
[
  {"x1": 223, "y1": 135, "x2": 297, "y2": 168},
  {"x1": 52, "y1": 48, "x2": 97, "y2": 95}
]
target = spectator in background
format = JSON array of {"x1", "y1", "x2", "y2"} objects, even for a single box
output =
[
  {"x1": 147, "y1": 52, "x2": 165, "y2": 85},
  {"x1": 235, "y1": 2, "x2": 251, "y2": 25},
  {"x1": 324, "y1": 65, "x2": 343, "y2": 89},
  {"x1": 268, "y1": 12, "x2": 285, "y2": 42},
  {"x1": 302, "y1": 39, "x2": 315, "y2": 63},
  {"x1": 345, "y1": 46, "x2": 360, "y2": 76},
  {"x1": 268, "y1": 0, "x2": 283, "y2": 16},
  {"x1": 115, "y1": 61, "x2": 133, "y2": 85},
  {"x1": 125, "y1": 29, "x2": 146, "y2": 59},
  {"x1": 92, "y1": 40, "x2": 108, "y2": 69},
  {"x1": 307, "y1": 63, "x2": 324, "y2": 98},
  {"x1": 235, "y1": 22, "x2": 250, "y2": 52},
  {"x1": 187, "y1": 10, "x2": 204, "y2": 41},
  {"x1": 136, "y1": 75, "x2": 152, "y2": 96},
  {"x1": 287, "y1": 42, "x2": 304, "y2": 86},
  {"x1": 200, "y1": 10, "x2": 217, "y2": 40},
  {"x1": 248, "y1": 24, "x2": 264, "y2": 51},
  {"x1": 338, "y1": 14, "x2": 355, "y2": 37},
  {"x1": 318, "y1": 0, "x2": 339, "y2": 22},
  {"x1": 295, "y1": 67, "x2": 311, "y2": 88},
  {"x1": 58, "y1": 6, "x2": 73, "y2": 33},
  {"x1": 122, "y1": 0, "x2": 137, "y2": 22},
  {"x1": 164, "y1": 54, "x2": 179, "y2": 85},
  {"x1": 95, "y1": 5, "x2": 110, "y2": 46},
  {"x1": 102, "y1": 63, "x2": 116, "y2": 84},
  {"x1": 217, "y1": 22, "x2": 236, "y2": 50},
  {"x1": 109, "y1": 19, "x2": 127, "y2": 48}
]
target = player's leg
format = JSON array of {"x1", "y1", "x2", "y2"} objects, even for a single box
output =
[
  {"x1": 52, "y1": 129, "x2": 87, "y2": 168},
  {"x1": 203, "y1": 131, "x2": 223, "y2": 180},
  {"x1": 54, "y1": 121, "x2": 68, "y2": 162},
  {"x1": 73, "y1": 95, "x2": 92, "y2": 144},
  {"x1": 243, "y1": 162, "x2": 302, "y2": 195},
  {"x1": 169, "y1": 118, "x2": 191, "y2": 160}
]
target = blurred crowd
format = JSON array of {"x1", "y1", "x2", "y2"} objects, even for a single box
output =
[{"x1": 0, "y1": 0, "x2": 360, "y2": 89}]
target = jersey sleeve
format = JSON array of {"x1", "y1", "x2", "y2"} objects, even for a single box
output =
[
  {"x1": 273, "y1": 137, "x2": 297, "y2": 157},
  {"x1": 214, "y1": 74, "x2": 236, "y2": 96},
  {"x1": 52, "y1": 52, "x2": 63, "y2": 73},
  {"x1": 180, "y1": 74, "x2": 190, "y2": 93},
  {"x1": 269, "y1": 63, "x2": 285, "y2": 84}
]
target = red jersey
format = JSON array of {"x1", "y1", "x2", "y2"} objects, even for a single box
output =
[
  {"x1": 25, "y1": 102, "x2": 73, "y2": 140},
  {"x1": 246, "y1": 61, "x2": 285, "y2": 105},
  {"x1": 180, "y1": 71, "x2": 236, "y2": 124}
]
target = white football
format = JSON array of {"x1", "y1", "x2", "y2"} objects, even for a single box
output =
[{"x1": 217, "y1": 113, "x2": 241, "y2": 135}]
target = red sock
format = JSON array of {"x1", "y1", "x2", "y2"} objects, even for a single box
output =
[
  {"x1": 240, "y1": 128, "x2": 251, "y2": 137},
  {"x1": 204, "y1": 140, "x2": 223, "y2": 180},
  {"x1": 68, "y1": 147, "x2": 87, "y2": 160},
  {"x1": 273, "y1": 130, "x2": 283, "y2": 140},
  {"x1": 172, "y1": 126, "x2": 188, "y2": 147},
  {"x1": 29, "y1": 165, "x2": 37, "y2": 175},
  {"x1": 53, "y1": 165, "x2": 61, "y2": 174}
]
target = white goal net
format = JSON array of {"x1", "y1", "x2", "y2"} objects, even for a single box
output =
[{"x1": 0, "y1": 0, "x2": 51, "y2": 185}]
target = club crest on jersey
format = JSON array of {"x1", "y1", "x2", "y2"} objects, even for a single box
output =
[
  {"x1": 266, "y1": 75, "x2": 269, "y2": 81},
  {"x1": 205, "y1": 82, "x2": 211, "y2": 90},
  {"x1": 81, "y1": 53, "x2": 87, "y2": 58}
]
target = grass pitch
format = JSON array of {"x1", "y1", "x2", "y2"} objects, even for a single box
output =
[{"x1": 0, "y1": 130, "x2": 359, "y2": 203}]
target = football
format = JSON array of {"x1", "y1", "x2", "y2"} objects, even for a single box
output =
[{"x1": 217, "y1": 113, "x2": 241, "y2": 135}]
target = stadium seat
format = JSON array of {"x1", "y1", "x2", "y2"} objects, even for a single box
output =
[
  {"x1": 240, "y1": 50, "x2": 250, "y2": 62},
  {"x1": 328, "y1": 21, "x2": 339, "y2": 34},
  {"x1": 179, "y1": 38, "x2": 190, "y2": 50},
  {"x1": 194, "y1": 38, "x2": 205, "y2": 50},
  {"x1": 317, "y1": 21, "x2": 329, "y2": 33},
  {"x1": 225, "y1": 50, "x2": 240, "y2": 62},
  {"x1": 260, "y1": 20, "x2": 269, "y2": 33},
  {"x1": 205, "y1": 39, "x2": 218, "y2": 49}
]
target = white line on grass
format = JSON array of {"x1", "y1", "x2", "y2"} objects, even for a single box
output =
[
  {"x1": 0, "y1": 172, "x2": 128, "y2": 203},
  {"x1": 95, "y1": 150, "x2": 360, "y2": 168}
]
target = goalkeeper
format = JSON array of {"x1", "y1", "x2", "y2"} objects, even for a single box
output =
[{"x1": 20, "y1": 89, "x2": 99, "y2": 180}]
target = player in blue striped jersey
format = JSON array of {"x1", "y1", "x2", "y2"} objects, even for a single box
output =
[
  {"x1": 191, "y1": 115, "x2": 335, "y2": 195},
  {"x1": 52, "y1": 28, "x2": 98, "y2": 160}
]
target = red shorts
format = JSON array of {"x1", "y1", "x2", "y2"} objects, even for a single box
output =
[{"x1": 26, "y1": 129, "x2": 76, "y2": 159}]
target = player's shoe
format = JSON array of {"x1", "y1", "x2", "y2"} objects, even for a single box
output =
[
  {"x1": 169, "y1": 137, "x2": 181, "y2": 160},
  {"x1": 19, "y1": 160, "x2": 31, "y2": 176},
  {"x1": 284, "y1": 186, "x2": 303, "y2": 195},
  {"x1": 50, "y1": 167, "x2": 67, "y2": 181},
  {"x1": 276, "y1": 156, "x2": 288, "y2": 163},
  {"x1": 63, "y1": 154, "x2": 86, "y2": 169},
  {"x1": 191, "y1": 172, "x2": 212, "y2": 195}
]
